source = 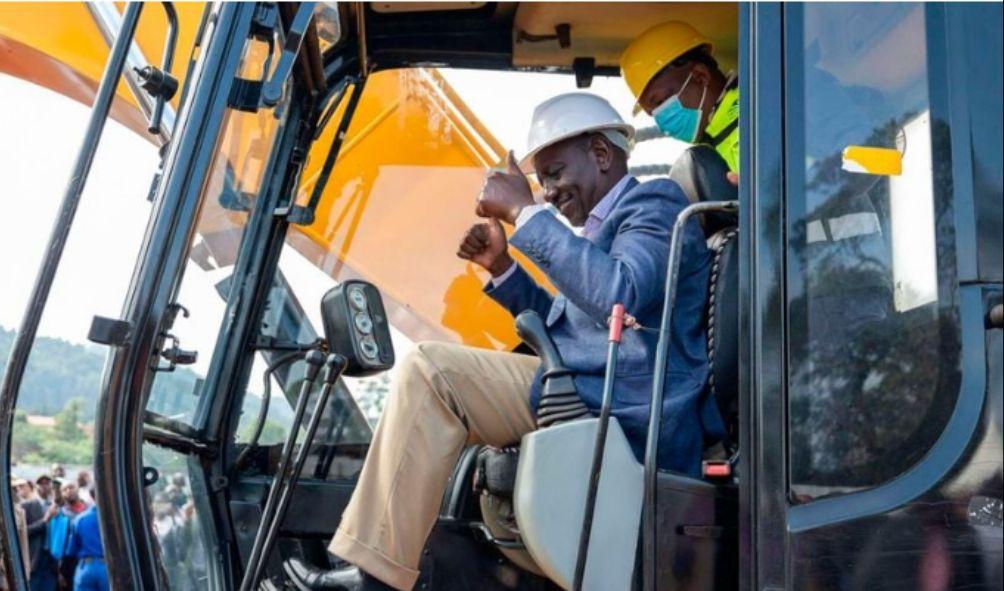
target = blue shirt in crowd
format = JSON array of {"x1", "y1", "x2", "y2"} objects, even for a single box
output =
[{"x1": 65, "y1": 506, "x2": 104, "y2": 560}]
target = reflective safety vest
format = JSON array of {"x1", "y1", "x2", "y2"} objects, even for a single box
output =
[{"x1": 701, "y1": 78, "x2": 740, "y2": 173}]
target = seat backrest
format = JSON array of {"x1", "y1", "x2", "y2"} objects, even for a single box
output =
[
  {"x1": 706, "y1": 227, "x2": 739, "y2": 446},
  {"x1": 667, "y1": 144, "x2": 738, "y2": 236}
]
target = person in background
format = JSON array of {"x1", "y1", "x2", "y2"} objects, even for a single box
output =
[
  {"x1": 18, "y1": 480, "x2": 58, "y2": 591},
  {"x1": 2, "y1": 483, "x2": 32, "y2": 589},
  {"x1": 620, "y1": 20, "x2": 740, "y2": 213},
  {"x1": 50, "y1": 482, "x2": 87, "y2": 591},
  {"x1": 49, "y1": 465, "x2": 66, "y2": 481},
  {"x1": 14, "y1": 479, "x2": 37, "y2": 507},
  {"x1": 56, "y1": 484, "x2": 88, "y2": 517},
  {"x1": 50, "y1": 480, "x2": 63, "y2": 508},
  {"x1": 63, "y1": 502, "x2": 108, "y2": 591},
  {"x1": 73, "y1": 472, "x2": 93, "y2": 506},
  {"x1": 166, "y1": 473, "x2": 188, "y2": 510},
  {"x1": 34, "y1": 475, "x2": 55, "y2": 506}
]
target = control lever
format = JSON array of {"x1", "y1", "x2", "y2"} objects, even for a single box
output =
[
  {"x1": 238, "y1": 349, "x2": 324, "y2": 591},
  {"x1": 573, "y1": 304, "x2": 625, "y2": 590},
  {"x1": 515, "y1": 311, "x2": 576, "y2": 397},
  {"x1": 240, "y1": 352, "x2": 348, "y2": 591},
  {"x1": 515, "y1": 311, "x2": 588, "y2": 426}
]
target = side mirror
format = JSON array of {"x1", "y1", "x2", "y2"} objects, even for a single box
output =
[{"x1": 320, "y1": 281, "x2": 394, "y2": 377}]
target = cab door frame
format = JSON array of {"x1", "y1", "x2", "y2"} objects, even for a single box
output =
[
  {"x1": 746, "y1": 3, "x2": 1000, "y2": 590},
  {"x1": 93, "y1": 2, "x2": 332, "y2": 587},
  {"x1": 93, "y1": 4, "x2": 261, "y2": 588},
  {"x1": 739, "y1": 3, "x2": 788, "y2": 590}
]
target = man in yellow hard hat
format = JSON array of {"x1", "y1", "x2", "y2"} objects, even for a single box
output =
[{"x1": 621, "y1": 21, "x2": 739, "y2": 191}]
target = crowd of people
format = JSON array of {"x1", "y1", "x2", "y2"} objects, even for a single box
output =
[
  {"x1": 5, "y1": 464, "x2": 206, "y2": 591},
  {"x1": 2, "y1": 466, "x2": 106, "y2": 591}
]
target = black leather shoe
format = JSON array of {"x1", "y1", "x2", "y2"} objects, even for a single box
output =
[
  {"x1": 284, "y1": 557, "x2": 361, "y2": 590},
  {"x1": 283, "y1": 557, "x2": 396, "y2": 591}
]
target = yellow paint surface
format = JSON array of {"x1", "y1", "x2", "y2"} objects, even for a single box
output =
[{"x1": 842, "y1": 145, "x2": 903, "y2": 176}]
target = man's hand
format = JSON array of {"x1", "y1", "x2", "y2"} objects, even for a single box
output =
[
  {"x1": 476, "y1": 151, "x2": 534, "y2": 224},
  {"x1": 457, "y1": 218, "x2": 514, "y2": 277},
  {"x1": 726, "y1": 171, "x2": 739, "y2": 186}
]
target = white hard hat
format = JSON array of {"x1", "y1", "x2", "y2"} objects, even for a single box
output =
[{"x1": 521, "y1": 93, "x2": 635, "y2": 172}]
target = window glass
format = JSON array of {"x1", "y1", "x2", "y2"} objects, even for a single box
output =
[
  {"x1": 143, "y1": 443, "x2": 215, "y2": 590},
  {"x1": 314, "y1": 2, "x2": 342, "y2": 53},
  {"x1": 233, "y1": 67, "x2": 669, "y2": 480},
  {"x1": 958, "y1": 4, "x2": 1003, "y2": 281},
  {"x1": 233, "y1": 247, "x2": 397, "y2": 482},
  {"x1": 1, "y1": 71, "x2": 158, "y2": 473},
  {"x1": 787, "y1": 3, "x2": 960, "y2": 501},
  {"x1": 288, "y1": 68, "x2": 670, "y2": 354},
  {"x1": 144, "y1": 33, "x2": 288, "y2": 428}
]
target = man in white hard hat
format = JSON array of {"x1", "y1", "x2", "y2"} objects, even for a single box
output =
[{"x1": 310, "y1": 94, "x2": 715, "y2": 591}]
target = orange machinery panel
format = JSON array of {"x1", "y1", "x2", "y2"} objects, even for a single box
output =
[
  {"x1": 290, "y1": 69, "x2": 550, "y2": 349},
  {"x1": 0, "y1": 2, "x2": 203, "y2": 140}
]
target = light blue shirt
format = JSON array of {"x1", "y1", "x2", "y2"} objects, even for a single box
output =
[{"x1": 582, "y1": 174, "x2": 633, "y2": 239}]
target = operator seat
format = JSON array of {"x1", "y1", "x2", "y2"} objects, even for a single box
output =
[
  {"x1": 668, "y1": 144, "x2": 738, "y2": 236},
  {"x1": 671, "y1": 143, "x2": 740, "y2": 448},
  {"x1": 704, "y1": 226, "x2": 739, "y2": 450}
]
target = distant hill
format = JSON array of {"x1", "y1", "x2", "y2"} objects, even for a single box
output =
[
  {"x1": 1, "y1": 325, "x2": 202, "y2": 421},
  {"x1": 2, "y1": 325, "x2": 292, "y2": 429}
]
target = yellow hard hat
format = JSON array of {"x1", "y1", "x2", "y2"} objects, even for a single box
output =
[{"x1": 620, "y1": 21, "x2": 715, "y2": 101}]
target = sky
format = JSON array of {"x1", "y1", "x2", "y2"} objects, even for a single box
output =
[
  {"x1": 0, "y1": 72, "x2": 160, "y2": 345},
  {"x1": 0, "y1": 66, "x2": 683, "y2": 350}
]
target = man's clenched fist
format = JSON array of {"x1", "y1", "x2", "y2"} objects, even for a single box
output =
[
  {"x1": 457, "y1": 218, "x2": 514, "y2": 277},
  {"x1": 475, "y1": 150, "x2": 535, "y2": 224}
]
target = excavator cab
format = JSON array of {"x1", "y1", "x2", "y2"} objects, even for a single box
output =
[{"x1": 2, "y1": 3, "x2": 1001, "y2": 591}]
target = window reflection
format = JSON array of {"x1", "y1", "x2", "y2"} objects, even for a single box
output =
[
  {"x1": 787, "y1": 3, "x2": 960, "y2": 501},
  {"x1": 145, "y1": 33, "x2": 288, "y2": 428},
  {"x1": 314, "y1": 3, "x2": 342, "y2": 53},
  {"x1": 888, "y1": 111, "x2": 937, "y2": 312},
  {"x1": 143, "y1": 443, "x2": 212, "y2": 590}
]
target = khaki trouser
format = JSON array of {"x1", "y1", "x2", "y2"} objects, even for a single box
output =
[{"x1": 329, "y1": 341, "x2": 539, "y2": 590}]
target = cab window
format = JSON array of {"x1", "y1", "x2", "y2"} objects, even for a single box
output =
[
  {"x1": 1, "y1": 71, "x2": 158, "y2": 473},
  {"x1": 230, "y1": 66, "x2": 664, "y2": 481},
  {"x1": 785, "y1": 2, "x2": 961, "y2": 501},
  {"x1": 144, "y1": 33, "x2": 287, "y2": 429}
]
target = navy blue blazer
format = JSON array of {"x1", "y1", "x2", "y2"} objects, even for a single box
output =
[{"x1": 486, "y1": 178, "x2": 721, "y2": 476}]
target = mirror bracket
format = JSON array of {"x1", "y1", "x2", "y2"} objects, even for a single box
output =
[{"x1": 251, "y1": 336, "x2": 324, "y2": 352}]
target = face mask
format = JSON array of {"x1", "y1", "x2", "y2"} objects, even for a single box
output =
[{"x1": 652, "y1": 72, "x2": 707, "y2": 143}]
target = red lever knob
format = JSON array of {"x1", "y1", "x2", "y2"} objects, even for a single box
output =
[{"x1": 608, "y1": 304, "x2": 625, "y2": 343}]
